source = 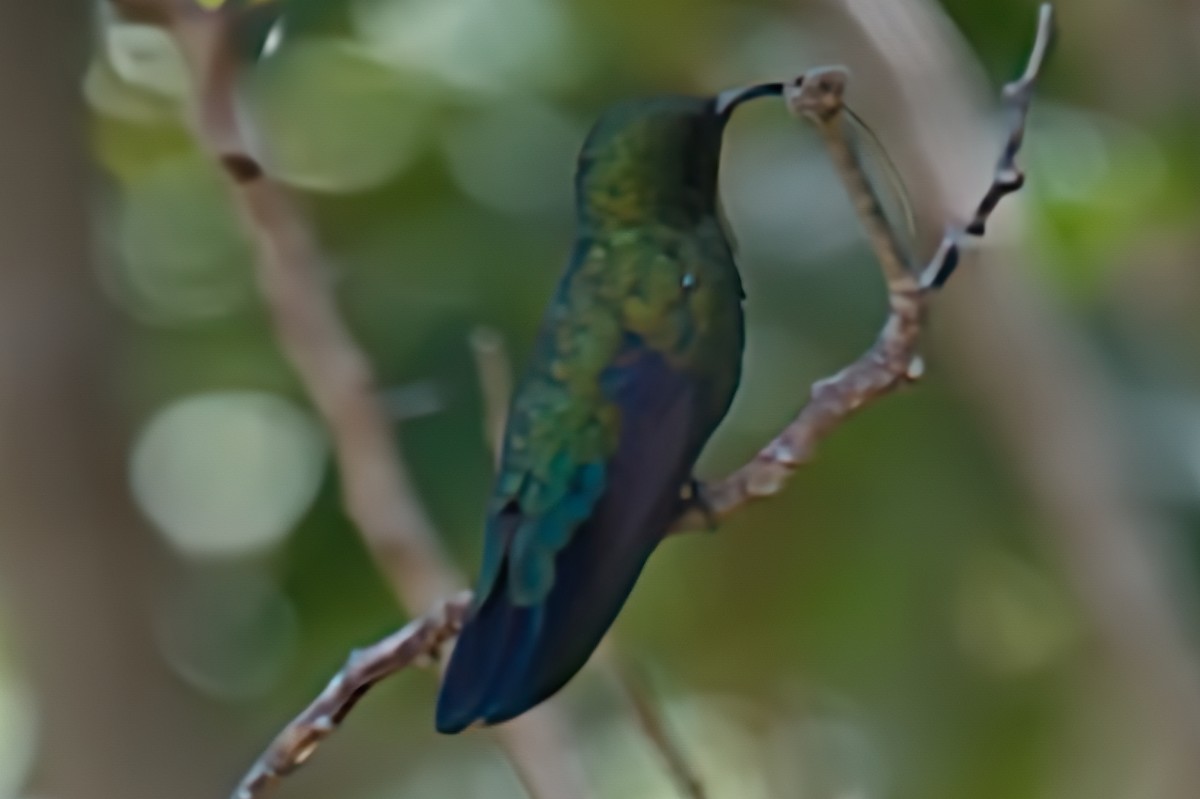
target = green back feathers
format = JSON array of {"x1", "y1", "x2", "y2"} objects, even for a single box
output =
[{"x1": 575, "y1": 95, "x2": 728, "y2": 231}]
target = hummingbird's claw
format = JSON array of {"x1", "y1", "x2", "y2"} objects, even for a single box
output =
[{"x1": 680, "y1": 478, "x2": 718, "y2": 531}]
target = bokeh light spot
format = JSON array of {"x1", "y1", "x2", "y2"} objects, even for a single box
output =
[
  {"x1": 104, "y1": 21, "x2": 189, "y2": 100},
  {"x1": 109, "y1": 156, "x2": 256, "y2": 325},
  {"x1": 442, "y1": 97, "x2": 582, "y2": 218},
  {"x1": 352, "y1": 0, "x2": 578, "y2": 95},
  {"x1": 245, "y1": 38, "x2": 432, "y2": 193},
  {"x1": 131, "y1": 391, "x2": 327, "y2": 558},
  {"x1": 154, "y1": 568, "x2": 300, "y2": 701},
  {"x1": 722, "y1": 114, "x2": 859, "y2": 266},
  {"x1": 956, "y1": 549, "x2": 1078, "y2": 677}
]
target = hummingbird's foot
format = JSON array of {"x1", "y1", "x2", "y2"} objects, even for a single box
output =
[{"x1": 680, "y1": 478, "x2": 718, "y2": 532}]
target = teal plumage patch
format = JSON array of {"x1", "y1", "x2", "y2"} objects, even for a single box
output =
[{"x1": 509, "y1": 459, "x2": 607, "y2": 605}]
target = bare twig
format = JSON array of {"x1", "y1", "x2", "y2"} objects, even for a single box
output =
[
  {"x1": 788, "y1": 67, "x2": 916, "y2": 290},
  {"x1": 920, "y1": 2, "x2": 1054, "y2": 289},
  {"x1": 113, "y1": 4, "x2": 589, "y2": 799},
  {"x1": 673, "y1": 7, "x2": 1053, "y2": 532},
  {"x1": 169, "y1": 9, "x2": 460, "y2": 611},
  {"x1": 231, "y1": 594, "x2": 472, "y2": 799}
]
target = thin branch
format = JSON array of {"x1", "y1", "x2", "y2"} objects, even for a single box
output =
[
  {"x1": 788, "y1": 67, "x2": 916, "y2": 290},
  {"x1": 169, "y1": 10, "x2": 461, "y2": 610},
  {"x1": 212, "y1": 5, "x2": 1052, "y2": 795},
  {"x1": 116, "y1": 4, "x2": 590, "y2": 799},
  {"x1": 921, "y1": 1, "x2": 1054, "y2": 288},
  {"x1": 231, "y1": 594, "x2": 472, "y2": 799},
  {"x1": 674, "y1": 6, "x2": 1053, "y2": 532}
]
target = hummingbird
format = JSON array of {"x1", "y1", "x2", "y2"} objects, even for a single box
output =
[{"x1": 436, "y1": 82, "x2": 784, "y2": 734}]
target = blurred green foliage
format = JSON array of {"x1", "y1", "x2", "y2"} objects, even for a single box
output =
[{"x1": 50, "y1": 0, "x2": 1200, "y2": 797}]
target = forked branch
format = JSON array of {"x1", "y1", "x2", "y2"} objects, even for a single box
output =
[
  {"x1": 225, "y1": 4, "x2": 1053, "y2": 797},
  {"x1": 673, "y1": 3, "x2": 1054, "y2": 530}
]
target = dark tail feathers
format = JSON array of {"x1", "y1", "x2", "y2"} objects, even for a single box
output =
[
  {"x1": 435, "y1": 523, "x2": 658, "y2": 734},
  {"x1": 437, "y1": 349, "x2": 703, "y2": 733}
]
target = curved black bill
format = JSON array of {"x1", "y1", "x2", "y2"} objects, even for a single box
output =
[{"x1": 714, "y1": 81, "x2": 786, "y2": 116}]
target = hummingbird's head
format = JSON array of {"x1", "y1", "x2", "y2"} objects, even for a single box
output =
[{"x1": 575, "y1": 82, "x2": 782, "y2": 230}]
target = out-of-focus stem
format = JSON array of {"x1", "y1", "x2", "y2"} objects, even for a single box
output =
[
  {"x1": 110, "y1": 4, "x2": 591, "y2": 798},
  {"x1": 672, "y1": 7, "x2": 1051, "y2": 531}
]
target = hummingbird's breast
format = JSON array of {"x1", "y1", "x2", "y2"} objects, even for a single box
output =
[
  {"x1": 499, "y1": 216, "x2": 745, "y2": 486},
  {"x1": 566, "y1": 218, "x2": 746, "y2": 428}
]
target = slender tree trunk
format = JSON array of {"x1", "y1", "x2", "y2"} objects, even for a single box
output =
[{"x1": 0, "y1": 5, "x2": 236, "y2": 798}]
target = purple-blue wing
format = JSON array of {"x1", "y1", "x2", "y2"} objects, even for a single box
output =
[{"x1": 436, "y1": 346, "x2": 704, "y2": 732}]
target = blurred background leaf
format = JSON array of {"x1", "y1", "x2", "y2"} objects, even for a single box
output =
[{"x1": 2, "y1": 1, "x2": 1200, "y2": 798}]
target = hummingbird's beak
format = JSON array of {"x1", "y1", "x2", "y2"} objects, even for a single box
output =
[{"x1": 714, "y1": 81, "x2": 786, "y2": 116}]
